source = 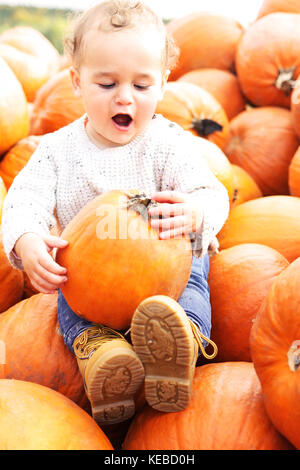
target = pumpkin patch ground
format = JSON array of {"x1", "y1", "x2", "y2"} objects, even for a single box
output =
[{"x1": 0, "y1": 1, "x2": 299, "y2": 452}]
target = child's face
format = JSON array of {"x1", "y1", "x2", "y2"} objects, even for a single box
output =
[{"x1": 71, "y1": 27, "x2": 168, "y2": 148}]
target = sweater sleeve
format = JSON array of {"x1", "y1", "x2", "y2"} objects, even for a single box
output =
[
  {"x1": 161, "y1": 132, "x2": 230, "y2": 257},
  {"x1": 2, "y1": 134, "x2": 57, "y2": 269}
]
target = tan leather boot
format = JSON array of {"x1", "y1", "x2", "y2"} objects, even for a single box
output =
[
  {"x1": 131, "y1": 295, "x2": 217, "y2": 412},
  {"x1": 73, "y1": 325, "x2": 145, "y2": 425}
]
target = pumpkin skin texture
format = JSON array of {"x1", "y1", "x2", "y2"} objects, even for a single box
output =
[
  {"x1": 288, "y1": 146, "x2": 300, "y2": 197},
  {"x1": 224, "y1": 107, "x2": 299, "y2": 196},
  {"x1": 230, "y1": 164, "x2": 263, "y2": 208},
  {"x1": 0, "y1": 56, "x2": 29, "y2": 156},
  {"x1": 208, "y1": 244, "x2": 289, "y2": 362},
  {"x1": 123, "y1": 362, "x2": 294, "y2": 450},
  {"x1": 250, "y1": 257, "x2": 300, "y2": 449},
  {"x1": 178, "y1": 68, "x2": 246, "y2": 121},
  {"x1": 0, "y1": 379, "x2": 113, "y2": 450},
  {"x1": 257, "y1": 0, "x2": 300, "y2": 19},
  {"x1": 217, "y1": 196, "x2": 300, "y2": 263},
  {"x1": 236, "y1": 13, "x2": 300, "y2": 108},
  {"x1": 30, "y1": 68, "x2": 85, "y2": 135},
  {"x1": 0, "y1": 232, "x2": 24, "y2": 313},
  {"x1": 56, "y1": 191, "x2": 192, "y2": 330},
  {"x1": 0, "y1": 293, "x2": 89, "y2": 411},
  {"x1": 167, "y1": 13, "x2": 244, "y2": 80},
  {"x1": 0, "y1": 135, "x2": 41, "y2": 190},
  {"x1": 156, "y1": 81, "x2": 229, "y2": 150}
]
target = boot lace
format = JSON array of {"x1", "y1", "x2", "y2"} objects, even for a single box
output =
[
  {"x1": 73, "y1": 325, "x2": 126, "y2": 359},
  {"x1": 189, "y1": 320, "x2": 218, "y2": 360}
]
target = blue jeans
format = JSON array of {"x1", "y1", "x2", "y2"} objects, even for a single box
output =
[{"x1": 57, "y1": 254, "x2": 211, "y2": 355}]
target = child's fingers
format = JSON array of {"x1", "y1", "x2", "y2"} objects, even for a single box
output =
[
  {"x1": 29, "y1": 275, "x2": 59, "y2": 295},
  {"x1": 159, "y1": 227, "x2": 188, "y2": 240},
  {"x1": 151, "y1": 191, "x2": 186, "y2": 204},
  {"x1": 151, "y1": 215, "x2": 191, "y2": 232},
  {"x1": 43, "y1": 235, "x2": 68, "y2": 249},
  {"x1": 149, "y1": 202, "x2": 187, "y2": 218},
  {"x1": 35, "y1": 262, "x2": 68, "y2": 286},
  {"x1": 38, "y1": 251, "x2": 67, "y2": 275}
]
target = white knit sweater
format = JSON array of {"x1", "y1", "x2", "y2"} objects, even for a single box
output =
[{"x1": 2, "y1": 113, "x2": 229, "y2": 269}]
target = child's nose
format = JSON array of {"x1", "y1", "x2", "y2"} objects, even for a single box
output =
[{"x1": 115, "y1": 85, "x2": 134, "y2": 105}]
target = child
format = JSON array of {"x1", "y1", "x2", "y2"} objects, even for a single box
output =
[{"x1": 2, "y1": 0, "x2": 229, "y2": 426}]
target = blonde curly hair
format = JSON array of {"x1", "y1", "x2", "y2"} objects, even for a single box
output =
[{"x1": 64, "y1": 0, "x2": 179, "y2": 72}]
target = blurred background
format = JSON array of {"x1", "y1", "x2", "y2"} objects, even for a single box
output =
[{"x1": 0, "y1": 0, "x2": 263, "y2": 54}]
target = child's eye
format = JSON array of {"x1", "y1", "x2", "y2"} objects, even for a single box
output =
[
  {"x1": 134, "y1": 84, "x2": 149, "y2": 90},
  {"x1": 99, "y1": 83, "x2": 115, "y2": 89}
]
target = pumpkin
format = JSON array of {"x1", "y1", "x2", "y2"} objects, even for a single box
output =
[
  {"x1": 0, "y1": 135, "x2": 41, "y2": 190},
  {"x1": 224, "y1": 107, "x2": 299, "y2": 196},
  {"x1": 0, "y1": 26, "x2": 59, "y2": 102},
  {"x1": 290, "y1": 79, "x2": 300, "y2": 138},
  {"x1": 236, "y1": 13, "x2": 300, "y2": 108},
  {"x1": 208, "y1": 244, "x2": 289, "y2": 362},
  {"x1": 156, "y1": 81, "x2": 229, "y2": 150},
  {"x1": 250, "y1": 257, "x2": 300, "y2": 449},
  {"x1": 167, "y1": 13, "x2": 244, "y2": 80},
  {"x1": 56, "y1": 190, "x2": 192, "y2": 330},
  {"x1": 0, "y1": 56, "x2": 29, "y2": 156},
  {"x1": 178, "y1": 68, "x2": 246, "y2": 120},
  {"x1": 218, "y1": 195, "x2": 300, "y2": 263},
  {"x1": 123, "y1": 362, "x2": 293, "y2": 450},
  {"x1": 288, "y1": 146, "x2": 300, "y2": 197},
  {"x1": 230, "y1": 164, "x2": 263, "y2": 208},
  {"x1": 257, "y1": 0, "x2": 300, "y2": 19},
  {"x1": 0, "y1": 232, "x2": 24, "y2": 312},
  {"x1": 30, "y1": 68, "x2": 85, "y2": 135},
  {"x1": 0, "y1": 292, "x2": 89, "y2": 411},
  {"x1": 0, "y1": 379, "x2": 113, "y2": 450}
]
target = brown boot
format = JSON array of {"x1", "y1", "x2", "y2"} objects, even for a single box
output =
[
  {"x1": 130, "y1": 295, "x2": 217, "y2": 412},
  {"x1": 73, "y1": 325, "x2": 145, "y2": 425}
]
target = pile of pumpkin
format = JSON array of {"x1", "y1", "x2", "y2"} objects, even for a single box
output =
[{"x1": 0, "y1": 0, "x2": 300, "y2": 450}]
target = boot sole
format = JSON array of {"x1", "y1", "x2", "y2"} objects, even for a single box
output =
[
  {"x1": 131, "y1": 295, "x2": 196, "y2": 412},
  {"x1": 86, "y1": 346, "x2": 144, "y2": 425}
]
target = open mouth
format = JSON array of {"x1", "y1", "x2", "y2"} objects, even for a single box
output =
[{"x1": 112, "y1": 114, "x2": 133, "y2": 128}]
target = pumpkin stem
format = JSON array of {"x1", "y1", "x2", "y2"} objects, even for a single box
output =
[
  {"x1": 192, "y1": 118, "x2": 223, "y2": 137},
  {"x1": 287, "y1": 340, "x2": 300, "y2": 371},
  {"x1": 275, "y1": 67, "x2": 296, "y2": 96},
  {"x1": 125, "y1": 191, "x2": 158, "y2": 222}
]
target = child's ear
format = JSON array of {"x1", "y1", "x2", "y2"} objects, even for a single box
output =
[
  {"x1": 158, "y1": 69, "x2": 170, "y2": 100},
  {"x1": 70, "y1": 66, "x2": 82, "y2": 97}
]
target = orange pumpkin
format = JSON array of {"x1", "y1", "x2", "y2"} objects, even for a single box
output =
[
  {"x1": 0, "y1": 232, "x2": 24, "y2": 313},
  {"x1": 218, "y1": 195, "x2": 300, "y2": 263},
  {"x1": 30, "y1": 68, "x2": 85, "y2": 135},
  {"x1": 224, "y1": 107, "x2": 299, "y2": 196},
  {"x1": 123, "y1": 362, "x2": 293, "y2": 450},
  {"x1": 178, "y1": 68, "x2": 246, "y2": 120},
  {"x1": 257, "y1": 0, "x2": 300, "y2": 18},
  {"x1": 56, "y1": 190, "x2": 192, "y2": 330},
  {"x1": 208, "y1": 244, "x2": 289, "y2": 362},
  {"x1": 167, "y1": 13, "x2": 244, "y2": 80},
  {"x1": 236, "y1": 13, "x2": 300, "y2": 108},
  {"x1": 230, "y1": 164, "x2": 263, "y2": 208},
  {"x1": 156, "y1": 81, "x2": 229, "y2": 150},
  {"x1": 0, "y1": 379, "x2": 113, "y2": 450},
  {"x1": 0, "y1": 56, "x2": 29, "y2": 156},
  {"x1": 250, "y1": 257, "x2": 300, "y2": 449},
  {"x1": 0, "y1": 26, "x2": 59, "y2": 102},
  {"x1": 0, "y1": 135, "x2": 41, "y2": 190},
  {"x1": 0, "y1": 292, "x2": 89, "y2": 411},
  {"x1": 288, "y1": 146, "x2": 300, "y2": 197}
]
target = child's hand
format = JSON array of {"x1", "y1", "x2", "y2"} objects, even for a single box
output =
[
  {"x1": 149, "y1": 191, "x2": 203, "y2": 239},
  {"x1": 14, "y1": 232, "x2": 68, "y2": 294}
]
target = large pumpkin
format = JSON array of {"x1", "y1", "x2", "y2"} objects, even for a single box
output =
[
  {"x1": 0, "y1": 379, "x2": 113, "y2": 450},
  {"x1": 218, "y1": 195, "x2": 300, "y2": 263},
  {"x1": 0, "y1": 232, "x2": 24, "y2": 313},
  {"x1": 236, "y1": 13, "x2": 300, "y2": 108},
  {"x1": 178, "y1": 68, "x2": 246, "y2": 120},
  {"x1": 257, "y1": 0, "x2": 300, "y2": 19},
  {"x1": 167, "y1": 13, "x2": 243, "y2": 80},
  {"x1": 208, "y1": 244, "x2": 289, "y2": 362},
  {"x1": 224, "y1": 107, "x2": 299, "y2": 196},
  {"x1": 250, "y1": 257, "x2": 300, "y2": 449},
  {"x1": 0, "y1": 292, "x2": 88, "y2": 411},
  {"x1": 156, "y1": 81, "x2": 229, "y2": 150},
  {"x1": 30, "y1": 68, "x2": 85, "y2": 135},
  {"x1": 0, "y1": 56, "x2": 29, "y2": 156},
  {"x1": 0, "y1": 26, "x2": 59, "y2": 102},
  {"x1": 56, "y1": 190, "x2": 192, "y2": 330},
  {"x1": 230, "y1": 164, "x2": 263, "y2": 208},
  {"x1": 0, "y1": 135, "x2": 41, "y2": 190},
  {"x1": 123, "y1": 362, "x2": 293, "y2": 450},
  {"x1": 288, "y1": 146, "x2": 300, "y2": 197}
]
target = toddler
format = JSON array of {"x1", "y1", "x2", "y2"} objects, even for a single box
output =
[{"x1": 2, "y1": 0, "x2": 229, "y2": 426}]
